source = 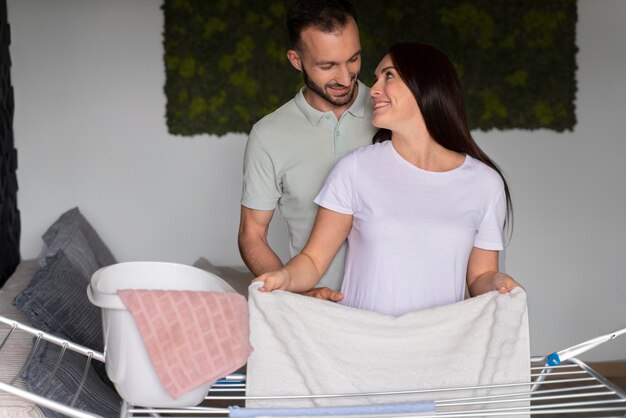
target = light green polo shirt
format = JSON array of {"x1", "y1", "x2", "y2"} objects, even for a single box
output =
[{"x1": 242, "y1": 80, "x2": 376, "y2": 290}]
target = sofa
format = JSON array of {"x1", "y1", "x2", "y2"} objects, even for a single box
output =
[{"x1": 0, "y1": 207, "x2": 252, "y2": 417}]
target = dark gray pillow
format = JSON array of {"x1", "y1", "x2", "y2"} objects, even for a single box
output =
[
  {"x1": 23, "y1": 341, "x2": 121, "y2": 418},
  {"x1": 40, "y1": 207, "x2": 116, "y2": 278},
  {"x1": 13, "y1": 252, "x2": 104, "y2": 352}
]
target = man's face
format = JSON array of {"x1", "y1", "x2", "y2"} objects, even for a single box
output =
[{"x1": 290, "y1": 17, "x2": 361, "y2": 111}]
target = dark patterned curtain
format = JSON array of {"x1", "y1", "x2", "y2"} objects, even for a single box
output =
[{"x1": 0, "y1": 0, "x2": 19, "y2": 286}]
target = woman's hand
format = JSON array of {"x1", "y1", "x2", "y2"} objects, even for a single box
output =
[
  {"x1": 252, "y1": 270, "x2": 344, "y2": 302},
  {"x1": 467, "y1": 248, "x2": 523, "y2": 296},
  {"x1": 493, "y1": 272, "x2": 523, "y2": 294},
  {"x1": 252, "y1": 273, "x2": 344, "y2": 302},
  {"x1": 253, "y1": 269, "x2": 291, "y2": 292}
]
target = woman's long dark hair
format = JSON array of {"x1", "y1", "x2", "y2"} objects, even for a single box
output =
[{"x1": 373, "y1": 42, "x2": 513, "y2": 234}]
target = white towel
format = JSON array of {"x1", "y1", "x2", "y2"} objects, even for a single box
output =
[{"x1": 246, "y1": 284, "x2": 530, "y2": 415}]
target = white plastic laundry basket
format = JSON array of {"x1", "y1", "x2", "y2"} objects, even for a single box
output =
[{"x1": 87, "y1": 261, "x2": 235, "y2": 407}]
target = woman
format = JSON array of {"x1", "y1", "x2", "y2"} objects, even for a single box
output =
[{"x1": 255, "y1": 42, "x2": 521, "y2": 316}]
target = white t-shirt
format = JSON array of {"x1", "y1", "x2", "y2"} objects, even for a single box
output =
[{"x1": 314, "y1": 140, "x2": 506, "y2": 316}]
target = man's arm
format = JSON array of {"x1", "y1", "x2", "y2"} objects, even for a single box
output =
[{"x1": 238, "y1": 205, "x2": 284, "y2": 276}]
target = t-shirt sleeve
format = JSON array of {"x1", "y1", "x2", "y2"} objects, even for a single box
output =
[
  {"x1": 474, "y1": 183, "x2": 506, "y2": 251},
  {"x1": 314, "y1": 152, "x2": 357, "y2": 215},
  {"x1": 241, "y1": 127, "x2": 281, "y2": 210}
]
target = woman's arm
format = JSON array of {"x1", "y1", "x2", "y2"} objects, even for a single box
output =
[
  {"x1": 254, "y1": 207, "x2": 353, "y2": 293},
  {"x1": 466, "y1": 247, "x2": 522, "y2": 297}
]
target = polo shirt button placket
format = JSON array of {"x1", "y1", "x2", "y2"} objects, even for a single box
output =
[{"x1": 334, "y1": 128, "x2": 344, "y2": 155}]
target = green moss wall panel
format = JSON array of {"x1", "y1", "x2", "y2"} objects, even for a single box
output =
[{"x1": 164, "y1": 0, "x2": 577, "y2": 136}]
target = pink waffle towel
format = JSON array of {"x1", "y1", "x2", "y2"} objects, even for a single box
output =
[{"x1": 117, "y1": 289, "x2": 253, "y2": 399}]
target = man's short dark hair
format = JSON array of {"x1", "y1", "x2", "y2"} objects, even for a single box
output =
[{"x1": 286, "y1": 0, "x2": 358, "y2": 51}]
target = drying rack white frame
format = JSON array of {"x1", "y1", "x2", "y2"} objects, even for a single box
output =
[{"x1": 1, "y1": 314, "x2": 625, "y2": 418}]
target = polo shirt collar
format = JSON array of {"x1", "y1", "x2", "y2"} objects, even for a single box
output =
[{"x1": 295, "y1": 80, "x2": 369, "y2": 126}]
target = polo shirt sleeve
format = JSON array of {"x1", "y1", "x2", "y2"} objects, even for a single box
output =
[
  {"x1": 241, "y1": 127, "x2": 281, "y2": 211},
  {"x1": 314, "y1": 152, "x2": 356, "y2": 215},
  {"x1": 474, "y1": 185, "x2": 506, "y2": 251}
]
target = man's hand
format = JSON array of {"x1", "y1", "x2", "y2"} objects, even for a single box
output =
[{"x1": 299, "y1": 287, "x2": 343, "y2": 302}]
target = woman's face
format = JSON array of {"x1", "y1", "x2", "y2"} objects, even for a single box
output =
[{"x1": 370, "y1": 54, "x2": 422, "y2": 130}]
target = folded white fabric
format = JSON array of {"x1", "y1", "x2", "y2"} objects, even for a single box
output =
[{"x1": 246, "y1": 283, "x2": 530, "y2": 415}]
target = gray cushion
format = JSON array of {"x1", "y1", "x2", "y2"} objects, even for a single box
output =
[
  {"x1": 39, "y1": 207, "x2": 116, "y2": 278},
  {"x1": 0, "y1": 260, "x2": 47, "y2": 416},
  {"x1": 23, "y1": 341, "x2": 120, "y2": 418},
  {"x1": 13, "y1": 252, "x2": 104, "y2": 352}
]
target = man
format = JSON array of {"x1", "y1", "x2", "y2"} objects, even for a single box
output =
[{"x1": 238, "y1": 0, "x2": 376, "y2": 294}]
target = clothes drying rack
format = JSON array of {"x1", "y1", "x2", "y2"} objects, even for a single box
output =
[{"x1": 1, "y1": 315, "x2": 625, "y2": 418}]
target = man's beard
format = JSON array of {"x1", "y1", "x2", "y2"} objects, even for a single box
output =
[{"x1": 302, "y1": 68, "x2": 357, "y2": 107}]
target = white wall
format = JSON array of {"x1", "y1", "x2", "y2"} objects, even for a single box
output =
[
  {"x1": 8, "y1": 0, "x2": 291, "y2": 268},
  {"x1": 8, "y1": 0, "x2": 626, "y2": 361},
  {"x1": 475, "y1": 1, "x2": 626, "y2": 361}
]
